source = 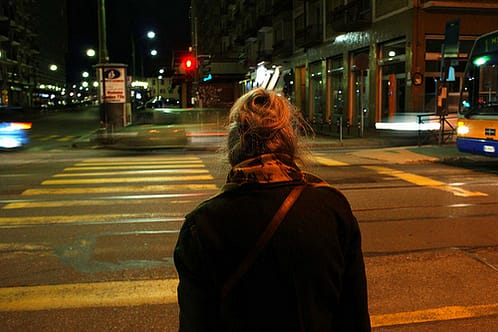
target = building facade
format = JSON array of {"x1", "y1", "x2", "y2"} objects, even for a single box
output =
[
  {"x1": 191, "y1": 0, "x2": 498, "y2": 135},
  {"x1": 0, "y1": 0, "x2": 67, "y2": 109}
]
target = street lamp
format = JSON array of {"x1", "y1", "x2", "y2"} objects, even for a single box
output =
[
  {"x1": 131, "y1": 30, "x2": 157, "y2": 79},
  {"x1": 86, "y1": 48, "x2": 96, "y2": 58}
]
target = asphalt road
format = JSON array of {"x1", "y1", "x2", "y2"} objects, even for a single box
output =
[{"x1": 0, "y1": 108, "x2": 497, "y2": 331}]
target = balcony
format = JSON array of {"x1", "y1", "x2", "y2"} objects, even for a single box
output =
[
  {"x1": 329, "y1": 0, "x2": 372, "y2": 32},
  {"x1": 295, "y1": 24, "x2": 323, "y2": 49}
]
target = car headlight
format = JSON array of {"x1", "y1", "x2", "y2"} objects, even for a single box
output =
[{"x1": 457, "y1": 121, "x2": 469, "y2": 135}]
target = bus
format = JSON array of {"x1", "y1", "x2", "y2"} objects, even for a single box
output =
[{"x1": 457, "y1": 30, "x2": 498, "y2": 157}]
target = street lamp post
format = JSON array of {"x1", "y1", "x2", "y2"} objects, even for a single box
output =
[
  {"x1": 97, "y1": 0, "x2": 109, "y2": 64},
  {"x1": 96, "y1": 0, "x2": 129, "y2": 133}
]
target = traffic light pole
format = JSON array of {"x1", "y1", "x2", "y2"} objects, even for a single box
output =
[{"x1": 192, "y1": 17, "x2": 200, "y2": 107}]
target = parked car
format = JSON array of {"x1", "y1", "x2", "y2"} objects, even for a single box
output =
[
  {"x1": 0, "y1": 106, "x2": 32, "y2": 150},
  {"x1": 133, "y1": 96, "x2": 181, "y2": 124},
  {"x1": 144, "y1": 96, "x2": 180, "y2": 109}
]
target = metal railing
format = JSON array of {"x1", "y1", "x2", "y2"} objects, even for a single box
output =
[{"x1": 416, "y1": 112, "x2": 456, "y2": 146}]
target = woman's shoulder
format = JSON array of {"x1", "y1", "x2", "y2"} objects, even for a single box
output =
[
  {"x1": 304, "y1": 172, "x2": 339, "y2": 190},
  {"x1": 303, "y1": 171, "x2": 351, "y2": 203}
]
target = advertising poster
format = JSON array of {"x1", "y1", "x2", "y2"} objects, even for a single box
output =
[{"x1": 99, "y1": 67, "x2": 126, "y2": 103}]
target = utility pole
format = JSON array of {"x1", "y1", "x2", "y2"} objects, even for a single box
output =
[{"x1": 97, "y1": 0, "x2": 109, "y2": 64}]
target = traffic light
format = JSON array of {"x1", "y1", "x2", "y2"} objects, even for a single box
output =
[
  {"x1": 183, "y1": 55, "x2": 196, "y2": 74},
  {"x1": 199, "y1": 55, "x2": 212, "y2": 81}
]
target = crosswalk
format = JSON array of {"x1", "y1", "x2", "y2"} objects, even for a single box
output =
[
  {"x1": 0, "y1": 155, "x2": 220, "y2": 314},
  {"x1": 311, "y1": 154, "x2": 488, "y2": 197},
  {"x1": 1, "y1": 154, "x2": 497, "y2": 329},
  {"x1": 1, "y1": 155, "x2": 219, "y2": 228}
]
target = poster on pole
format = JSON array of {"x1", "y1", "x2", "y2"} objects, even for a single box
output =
[{"x1": 99, "y1": 67, "x2": 126, "y2": 103}]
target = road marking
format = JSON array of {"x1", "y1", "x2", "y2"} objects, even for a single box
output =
[
  {"x1": 2, "y1": 193, "x2": 210, "y2": 209},
  {"x1": 314, "y1": 156, "x2": 349, "y2": 166},
  {"x1": 57, "y1": 135, "x2": 76, "y2": 142},
  {"x1": 82, "y1": 157, "x2": 202, "y2": 162},
  {"x1": 38, "y1": 134, "x2": 59, "y2": 141},
  {"x1": 0, "y1": 279, "x2": 178, "y2": 311},
  {"x1": 52, "y1": 169, "x2": 210, "y2": 177},
  {"x1": 76, "y1": 160, "x2": 203, "y2": 166},
  {"x1": 363, "y1": 166, "x2": 488, "y2": 197},
  {"x1": 1, "y1": 279, "x2": 497, "y2": 330},
  {"x1": 41, "y1": 174, "x2": 214, "y2": 185},
  {"x1": 21, "y1": 184, "x2": 219, "y2": 195},
  {"x1": 371, "y1": 303, "x2": 498, "y2": 328},
  {"x1": 0, "y1": 214, "x2": 184, "y2": 228},
  {"x1": 64, "y1": 164, "x2": 205, "y2": 171}
]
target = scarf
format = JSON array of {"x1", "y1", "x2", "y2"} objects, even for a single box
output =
[{"x1": 226, "y1": 153, "x2": 305, "y2": 186}]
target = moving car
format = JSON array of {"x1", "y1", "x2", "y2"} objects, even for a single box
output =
[
  {"x1": 0, "y1": 106, "x2": 32, "y2": 149},
  {"x1": 103, "y1": 102, "x2": 188, "y2": 149},
  {"x1": 103, "y1": 123, "x2": 188, "y2": 149}
]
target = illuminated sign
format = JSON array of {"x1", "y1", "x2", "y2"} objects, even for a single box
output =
[{"x1": 99, "y1": 67, "x2": 126, "y2": 103}]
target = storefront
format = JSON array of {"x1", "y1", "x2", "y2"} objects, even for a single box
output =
[{"x1": 377, "y1": 39, "x2": 407, "y2": 121}]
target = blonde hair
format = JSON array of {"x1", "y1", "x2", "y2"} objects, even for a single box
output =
[{"x1": 226, "y1": 88, "x2": 310, "y2": 166}]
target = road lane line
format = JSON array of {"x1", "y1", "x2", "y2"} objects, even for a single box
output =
[
  {"x1": 41, "y1": 174, "x2": 214, "y2": 185},
  {"x1": 313, "y1": 156, "x2": 349, "y2": 166},
  {"x1": 371, "y1": 303, "x2": 498, "y2": 327},
  {"x1": 0, "y1": 214, "x2": 184, "y2": 228},
  {"x1": 0, "y1": 279, "x2": 178, "y2": 311},
  {"x1": 363, "y1": 166, "x2": 488, "y2": 197},
  {"x1": 21, "y1": 184, "x2": 219, "y2": 195}
]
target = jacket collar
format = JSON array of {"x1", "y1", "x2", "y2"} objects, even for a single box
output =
[{"x1": 222, "y1": 153, "x2": 305, "y2": 192}]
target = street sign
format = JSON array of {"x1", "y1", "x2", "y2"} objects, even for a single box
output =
[{"x1": 443, "y1": 19, "x2": 460, "y2": 59}]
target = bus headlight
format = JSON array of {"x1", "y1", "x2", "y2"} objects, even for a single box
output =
[{"x1": 457, "y1": 121, "x2": 469, "y2": 135}]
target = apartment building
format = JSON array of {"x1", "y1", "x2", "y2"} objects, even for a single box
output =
[
  {"x1": 0, "y1": 0, "x2": 66, "y2": 109},
  {"x1": 191, "y1": 0, "x2": 498, "y2": 135}
]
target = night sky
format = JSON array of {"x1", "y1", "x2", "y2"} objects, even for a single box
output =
[{"x1": 66, "y1": 0, "x2": 191, "y2": 82}]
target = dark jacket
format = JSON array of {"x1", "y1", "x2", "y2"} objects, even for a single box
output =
[{"x1": 174, "y1": 153, "x2": 370, "y2": 331}]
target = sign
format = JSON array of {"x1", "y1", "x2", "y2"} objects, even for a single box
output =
[
  {"x1": 99, "y1": 67, "x2": 126, "y2": 103},
  {"x1": 443, "y1": 19, "x2": 460, "y2": 58}
]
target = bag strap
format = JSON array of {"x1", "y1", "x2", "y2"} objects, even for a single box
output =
[{"x1": 221, "y1": 184, "x2": 306, "y2": 300}]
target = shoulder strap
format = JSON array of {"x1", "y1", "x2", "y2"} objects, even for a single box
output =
[{"x1": 221, "y1": 184, "x2": 306, "y2": 300}]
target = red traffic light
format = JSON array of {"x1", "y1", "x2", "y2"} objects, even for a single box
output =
[{"x1": 183, "y1": 56, "x2": 196, "y2": 72}]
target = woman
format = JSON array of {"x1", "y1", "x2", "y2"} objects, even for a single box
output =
[{"x1": 174, "y1": 88, "x2": 370, "y2": 331}]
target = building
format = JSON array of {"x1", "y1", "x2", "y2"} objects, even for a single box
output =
[
  {"x1": 0, "y1": 0, "x2": 67, "y2": 109},
  {"x1": 33, "y1": 0, "x2": 67, "y2": 109},
  {"x1": 190, "y1": 0, "x2": 498, "y2": 136}
]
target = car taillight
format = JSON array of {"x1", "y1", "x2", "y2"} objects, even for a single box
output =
[{"x1": 11, "y1": 122, "x2": 32, "y2": 130}]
